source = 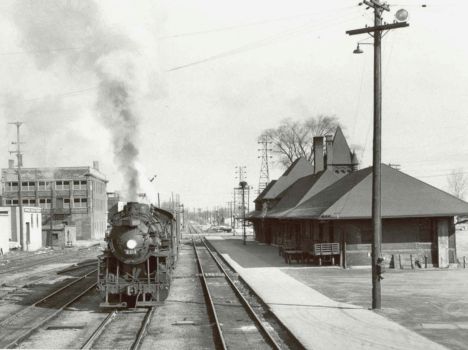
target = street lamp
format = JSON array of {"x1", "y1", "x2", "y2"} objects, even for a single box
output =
[{"x1": 353, "y1": 42, "x2": 372, "y2": 54}]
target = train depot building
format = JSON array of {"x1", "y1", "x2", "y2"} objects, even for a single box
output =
[
  {"x1": 1, "y1": 161, "x2": 107, "y2": 241},
  {"x1": 249, "y1": 128, "x2": 468, "y2": 268}
]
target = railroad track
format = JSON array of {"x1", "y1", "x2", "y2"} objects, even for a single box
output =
[
  {"x1": 80, "y1": 307, "x2": 154, "y2": 350},
  {"x1": 0, "y1": 246, "x2": 99, "y2": 276},
  {"x1": 0, "y1": 267, "x2": 97, "y2": 349},
  {"x1": 192, "y1": 237, "x2": 282, "y2": 350}
]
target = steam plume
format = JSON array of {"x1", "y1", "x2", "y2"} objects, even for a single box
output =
[{"x1": 10, "y1": 0, "x2": 144, "y2": 200}]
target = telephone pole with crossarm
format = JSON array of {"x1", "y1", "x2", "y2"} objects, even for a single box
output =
[{"x1": 346, "y1": 0, "x2": 409, "y2": 309}]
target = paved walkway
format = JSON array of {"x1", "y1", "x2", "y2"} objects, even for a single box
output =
[{"x1": 207, "y1": 237, "x2": 447, "y2": 350}]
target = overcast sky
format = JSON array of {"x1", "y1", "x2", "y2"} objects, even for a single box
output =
[{"x1": 0, "y1": 0, "x2": 467, "y2": 210}]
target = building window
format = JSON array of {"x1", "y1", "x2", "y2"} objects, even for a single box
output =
[
  {"x1": 6, "y1": 199, "x2": 19, "y2": 205},
  {"x1": 64, "y1": 198, "x2": 71, "y2": 208},
  {"x1": 38, "y1": 181, "x2": 51, "y2": 190},
  {"x1": 56, "y1": 181, "x2": 70, "y2": 190},
  {"x1": 21, "y1": 181, "x2": 36, "y2": 191},
  {"x1": 73, "y1": 180, "x2": 87, "y2": 190},
  {"x1": 7, "y1": 182, "x2": 18, "y2": 192},
  {"x1": 22, "y1": 199, "x2": 36, "y2": 205},
  {"x1": 73, "y1": 198, "x2": 87, "y2": 208},
  {"x1": 39, "y1": 198, "x2": 52, "y2": 209}
]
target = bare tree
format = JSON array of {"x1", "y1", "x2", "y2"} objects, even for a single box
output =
[
  {"x1": 259, "y1": 115, "x2": 339, "y2": 168},
  {"x1": 447, "y1": 169, "x2": 467, "y2": 200}
]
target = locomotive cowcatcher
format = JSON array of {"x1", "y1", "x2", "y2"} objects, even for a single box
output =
[{"x1": 98, "y1": 202, "x2": 177, "y2": 308}]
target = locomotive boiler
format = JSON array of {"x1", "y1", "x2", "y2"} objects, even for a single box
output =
[{"x1": 97, "y1": 202, "x2": 177, "y2": 308}]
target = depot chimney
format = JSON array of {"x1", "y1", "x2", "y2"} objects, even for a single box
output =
[
  {"x1": 93, "y1": 161, "x2": 99, "y2": 171},
  {"x1": 325, "y1": 134, "x2": 334, "y2": 168},
  {"x1": 8, "y1": 159, "x2": 14, "y2": 169},
  {"x1": 313, "y1": 136, "x2": 324, "y2": 173}
]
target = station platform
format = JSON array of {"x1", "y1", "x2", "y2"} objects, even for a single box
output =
[{"x1": 206, "y1": 236, "x2": 447, "y2": 350}]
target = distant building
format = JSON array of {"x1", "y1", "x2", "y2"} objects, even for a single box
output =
[
  {"x1": 0, "y1": 206, "x2": 42, "y2": 252},
  {"x1": 1, "y1": 161, "x2": 107, "y2": 240},
  {"x1": 107, "y1": 191, "x2": 125, "y2": 222}
]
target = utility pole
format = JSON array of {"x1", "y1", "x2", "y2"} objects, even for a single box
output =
[
  {"x1": 257, "y1": 136, "x2": 272, "y2": 194},
  {"x1": 239, "y1": 181, "x2": 247, "y2": 245},
  {"x1": 9, "y1": 122, "x2": 24, "y2": 251},
  {"x1": 347, "y1": 1, "x2": 409, "y2": 309},
  {"x1": 234, "y1": 166, "x2": 247, "y2": 230}
]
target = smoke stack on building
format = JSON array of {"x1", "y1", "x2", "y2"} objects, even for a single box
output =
[
  {"x1": 313, "y1": 136, "x2": 324, "y2": 174},
  {"x1": 8, "y1": 159, "x2": 14, "y2": 169},
  {"x1": 93, "y1": 161, "x2": 100, "y2": 171},
  {"x1": 325, "y1": 134, "x2": 334, "y2": 168}
]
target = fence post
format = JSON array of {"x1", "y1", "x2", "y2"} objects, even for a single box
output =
[
  {"x1": 399, "y1": 254, "x2": 402, "y2": 269},
  {"x1": 464, "y1": 256, "x2": 466, "y2": 269},
  {"x1": 424, "y1": 255, "x2": 427, "y2": 269},
  {"x1": 410, "y1": 254, "x2": 414, "y2": 269}
]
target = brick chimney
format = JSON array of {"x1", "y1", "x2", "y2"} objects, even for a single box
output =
[
  {"x1": 351, "y1": 151, "x2": 359, "y2": 171},
  {"x1": 93, "y1": 161, "x2": 99, "y2": 171},
  {"x1": 8, "y1": 159, "x2": 14, "y2": 169},
  {"x1": 313, "y1": 136, "x2": 324, "y2": 173},
  {"x1": 325, "y1": 134, "x2": 334, "y2": 168}
]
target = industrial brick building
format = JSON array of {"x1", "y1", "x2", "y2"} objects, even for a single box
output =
[
  {"x1": 249, "y1": 127, "x2": 468, "y2": 268},
  {"x1": 1, "y1": 161, "x2": 107, "y2": 240}
]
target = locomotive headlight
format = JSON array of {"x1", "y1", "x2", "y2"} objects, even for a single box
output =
[{"x1": 126, "y1": 239, "x2": 137, "y2": 249}]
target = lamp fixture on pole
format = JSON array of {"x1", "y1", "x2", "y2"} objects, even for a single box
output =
[{"x1": 353, "y1": 42, "x2": 373, "y2": 54}]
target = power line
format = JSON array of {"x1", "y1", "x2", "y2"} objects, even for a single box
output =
[
  {"x1": 0, "y1": 86, "x2": 99, "y2": 106},
  {"x1": 167, "y1": 12, "x2": 363, "y2": 72},
  {"x1": 0, "y1": 46, "x2": 84, "y2": 56},
  {"x1": 160, "y1": 5, "x2": 359, "y2": 40}
]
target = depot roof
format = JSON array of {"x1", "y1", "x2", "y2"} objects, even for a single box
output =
[{"x1": 286, "y1": 164, "x2": 468, "y2": 219}]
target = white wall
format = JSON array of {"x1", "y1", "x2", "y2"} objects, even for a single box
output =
[
  {"x1": 0, "y1": 207, "x2": 11, "y2": 254},
  {"x1": 9, "y1": 206, "x2": 43, "y2": 252},
  {"x1": 21, "y1": 207, "x2": 42, "y2": 251}
]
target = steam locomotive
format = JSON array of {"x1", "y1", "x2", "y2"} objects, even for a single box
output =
[{"x1": 97, "y1": 202, "x2": 178, "y2": 308}]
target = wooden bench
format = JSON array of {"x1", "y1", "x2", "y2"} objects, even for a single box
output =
[
  {"x1": 313, "y1": 243, "x2": 340, "y2": 265},
  {"x1": 283, "y1": 249, "x2": 305, "y2": 264},
  {"x1": 278, "y1": 239, "x2": 295, "y2": 257}
]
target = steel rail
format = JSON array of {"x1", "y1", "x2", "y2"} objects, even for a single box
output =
[
  {"x1": 192, "y1": 238, "x2": 227, "y2": 350},
  {"x1": 0, "y1": 268, "x2": 97, "y2": 328},
  {"x1": 130, "y1": 307, "x2": 156, "y2": 350},
  {"x1": 80, "y1": 310, "x2": 118, "y2": 349},
  {"x1": 57, "y1": 261, "x2": 97, "y2": 275},
  {"x1": 202, "y1": 238, "x2": 282, "y2": 350},
  {"x1": 0, "y1": 255, "x2": 68, "y2": 275},
  {"x1": 5, "y1": 281, "x2": 97, "y2": 349}
]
